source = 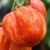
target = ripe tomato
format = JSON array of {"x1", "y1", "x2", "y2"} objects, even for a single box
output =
[
  {"x1": 0, "y1": 27, "x2": 11, "y2": 50},
  {"x1": 2, "y1": 6, "x2": 46, "y2": 47},
  {"x1": 9, "y1": 42, "x2": 32, "y2": 50},
  {"x1": 30, "y1": 0, "x2": 47, "y2": 20}
]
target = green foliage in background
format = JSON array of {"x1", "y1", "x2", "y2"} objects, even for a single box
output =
[
  {"x1": 44, "y1": 8, "x2": 50, "y2": 48},
  {"x1": 42, "y1": 0, "x2": 50, "y2": 48}
]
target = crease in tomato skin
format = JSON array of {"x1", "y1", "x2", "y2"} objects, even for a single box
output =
[{"x1": 10, "y1": 12, "x2": 26, "y2": 45}]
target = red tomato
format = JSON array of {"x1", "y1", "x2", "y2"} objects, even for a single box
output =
[
  {"x1": 29, "y1": 0, "x2": 47, "y2": 20},
  {"x1": 9, "y1": 42, "x2": 32, "y2": 50},
  {"x1": 0, "y1": 27, "x2": 11, "y2": 50},
  {"x1": 2, "y1": 6, "x2": 46, "y2": 47}
]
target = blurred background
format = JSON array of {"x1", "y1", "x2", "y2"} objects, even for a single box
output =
[{"x1": 0, "y1": 0, "x2": 50, "y2": 50}]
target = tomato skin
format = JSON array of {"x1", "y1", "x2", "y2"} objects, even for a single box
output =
[
  {"x1": 29, "y1": 0, "x2": 47, "y2": 20},
  {"x1": 0, "y1": 27, "x2": 11, "y2": 50},
  {"x1": 9, "y1": 42, "x2": 32, "y2": 50},
  {"x1": 2, "y1": 6, "x2": 46, "y2": 47}
]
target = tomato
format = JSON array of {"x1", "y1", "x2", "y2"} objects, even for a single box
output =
[
  {"x1": 2, "y1": 6, "x2": 46, "y2": 47},
  {"x1": 29, "y1": 0, "x2": 47, "y2": 20},
  {"x1": 9, "y1": 42, "x2": 32, "y2": 50},
  {"x1": 0, "y1": 27, "x2": 11, "y2": 50}
]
